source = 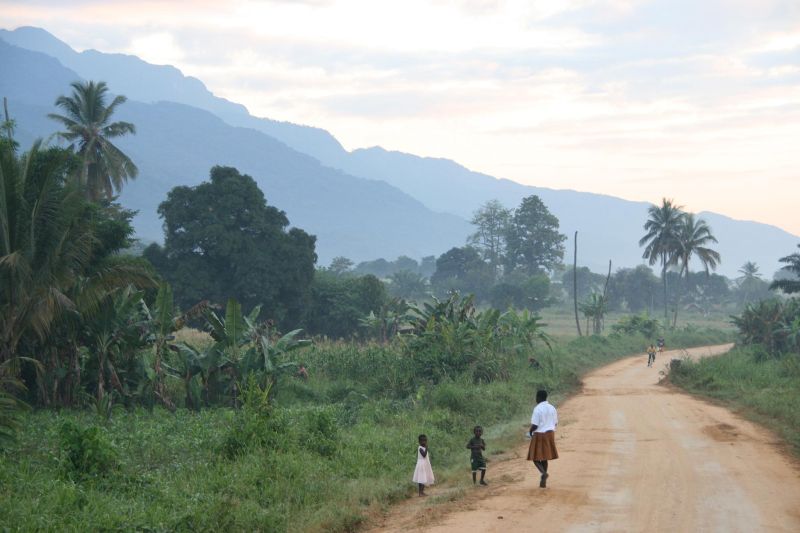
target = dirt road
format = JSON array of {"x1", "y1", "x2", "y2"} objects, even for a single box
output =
[{"x1": 368, "y1": 345, "x2": 800, "y2": 532}]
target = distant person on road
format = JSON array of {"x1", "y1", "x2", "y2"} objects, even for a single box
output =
[
  {"x1": 527, "y1": 389, "x2": 558, "y2": 488},
  {"x1": 412, "y1": 434, "x2": 434, "y2": 496},
  {"x1": 467, "y1": 425, "x2": 488, "y2": 486},
  {"x1": 647, "y1": 344, "x2": 657, "y2": 367},
  {"x1": 657, "y1": 337, "x2": 665, "y2": 355}
]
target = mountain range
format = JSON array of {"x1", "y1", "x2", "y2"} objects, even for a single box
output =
[{"x1": 1, "y1": 26, "x2": 797, "y2": 277}]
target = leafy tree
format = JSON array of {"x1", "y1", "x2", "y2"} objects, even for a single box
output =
[
  {"x1": 497, "y1": 271, "x2": 551, "y2": 311},
  {"x1": 388, "y1": 270, "x2": 428, "y2": 300},
  {"x1": 639, "y1": 198, "x2": 684, "y2": 321},
  {"x1": 328, "y1": 256, "x2": 353, "y2": 276},
  {"x1": 504, "y1": 195, "x2": 565, "y2": 275},
  {"x1": 430, "y1": 246, "x2": 493, "y2": 298},
  {"x1": 48, "y1": 81, "x2": 138, "y2": 201},
  {"x1": 469, "y1": 199, "x2": 511, "y2": 278},
  {"x1": 561, "y1": 267, "x2": 605, "y2": 303},
  {"x1": 419, "y1": 255, "x2": 437, "y2": 278},
  {"x1": 394, "y1": 255, "x2": 419, "y2": 273},
  {"x1": 683, "y1": 271, "x2": 730, "y2": 315},
  {"x1": 770, "y1": 245, "x2": 800, "y2": 294},
  {"x1": 353, "y1": 258, "x2": 393, "y2": 278},
  {"x1": 304, "y1": 271, "x2": 387, "y2": 338},
  {"x1": 607, "y1": 266, "x2": 660, "y2": 313},
  {"x1": 144, "y1": 166, "x2": 316, "y2": 325}
]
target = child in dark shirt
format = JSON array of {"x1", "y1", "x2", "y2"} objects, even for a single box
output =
[{"x1": 466, "y1": 425, "x2": 488, "y2": 485}]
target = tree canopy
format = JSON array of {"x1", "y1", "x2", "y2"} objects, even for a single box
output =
[
  {"x1": 504, "y1": 195, "x2": 565, "y2": 275},
  {"x1": 144, "y1": 166, "x2": 316, "y2": 325}
]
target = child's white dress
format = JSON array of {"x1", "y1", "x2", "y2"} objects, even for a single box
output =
[{"x1": 412, "y1": 446, "x2": 435, "y2": 485}]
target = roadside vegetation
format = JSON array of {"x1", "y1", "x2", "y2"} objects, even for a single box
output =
[{"x1": 672, "y1": 259, "x2": 800, "y2": 454}]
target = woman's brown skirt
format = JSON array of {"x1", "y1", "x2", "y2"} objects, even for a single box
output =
[{"x1": 527, "y1": 430, "x2": 558, "y2": 461}]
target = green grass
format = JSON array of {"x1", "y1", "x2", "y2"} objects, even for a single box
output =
[
  {"x1": 0, "y1": 328, "x2": 731, "y2": 532},
  {"x1": 539, "y1": 306, "x2": 736, "y2": 338},
  {"x1": 671, "y1": 345, "x2": 800, "y2": 454}
]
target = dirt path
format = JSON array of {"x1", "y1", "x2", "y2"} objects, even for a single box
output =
[{"x1": 367, "y1": 344, "x2": 800, "y2": 532}]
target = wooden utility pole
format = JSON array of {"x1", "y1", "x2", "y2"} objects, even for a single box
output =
[
  {"x1": 2, "y1": 97, "x2": 13, "y2": 142},
  {"x1": 573, "y1": 231, "x2": 582, "y2": 337},
  {"x1": 602, "y1": 260, "x2": 612, "y2": 332}
]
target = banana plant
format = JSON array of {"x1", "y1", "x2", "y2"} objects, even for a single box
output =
[
  {"x1": 203, "y1": 298, "x2": 311, "y2": 405},
  {"x1": 141, "y1": 283, "x2": 209, "y2": 410},
  {"x1": 82, "y1": 285, "x2": 149, "y2": 403}
]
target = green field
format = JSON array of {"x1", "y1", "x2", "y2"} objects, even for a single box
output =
[
  {"x1": 539, "y1": 306, "x2": 736, "y2": 338},
  {"x1": 0, "y1": 328, "x2": 731, "y2": 532}
]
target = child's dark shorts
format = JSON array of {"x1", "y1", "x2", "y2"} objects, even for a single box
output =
[{"x1": 471, "y1": 456, "x2": 486, "y2": 472}]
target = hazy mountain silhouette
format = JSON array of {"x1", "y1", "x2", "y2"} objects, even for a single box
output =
[
  {"x1": 2, "y1": 27, "x2": 797, "y2": 276},
  {"x1": 0, "y1": 26, "x2": 349, "y2": 166},
  {"x1": 0, "y1": 37, "x2": 471, "y2": 264}
]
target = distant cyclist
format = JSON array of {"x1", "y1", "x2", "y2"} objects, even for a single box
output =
[
  {"x1": 657, "y1": 337, "x2": 665, "y2": 356},
  {"x1": 647, "y1": 344, "x2": 657, "y2": 367}
]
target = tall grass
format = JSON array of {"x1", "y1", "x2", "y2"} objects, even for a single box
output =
[
  {"x1": 0, "y1": 328, "x2": 730, "y2": 531},
  {"x1": 671, "y1": 345, "x2": 800, "y2": 453}
]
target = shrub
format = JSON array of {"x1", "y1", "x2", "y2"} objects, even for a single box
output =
[
  {"x1": 58, "y1": 421, "x2": 118, "y2": 480},
  {"x1": 611, "y1": 314, "x2": 660, "y2": 339}
]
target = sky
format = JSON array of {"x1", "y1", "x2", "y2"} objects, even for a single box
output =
[{"x1": 2, "y1": 0, "x2": 799, "y2": 235}]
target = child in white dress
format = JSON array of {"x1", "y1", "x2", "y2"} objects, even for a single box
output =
[{"x1": 412, "y1": 434, "x2": 434, "y2": 496}]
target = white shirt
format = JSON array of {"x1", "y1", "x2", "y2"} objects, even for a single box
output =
[{"x1": 531, "y1": 401, "x2": 558, "y2": 433}]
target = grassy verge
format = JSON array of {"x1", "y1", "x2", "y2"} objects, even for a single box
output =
[
  {"x1": 0, "y1": 327, "x2": 730, "y2": 532},
  {"x1": 670, "y1": 345, "x2": 800, "y2": 454}
]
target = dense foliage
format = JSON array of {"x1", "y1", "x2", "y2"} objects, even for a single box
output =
[
  {"x1": 144, "y1": 166, "x2": 316, "y2": 326},
  {"x1": 0, "y1": 138, "x2": 154, "y2": 407}
]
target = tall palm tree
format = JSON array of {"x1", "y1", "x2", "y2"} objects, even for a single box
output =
[
  {"x1": 675, "y1": 213, "x2": 721, "y2": 278},
  {"x1": 0, "y1": 140, "x2": 93, "y2": 363},
  {"x1": 48, "y1": 81, "x2": 138, "y2": 201},
  {"x1": 738, "y1": 261, "x2": 761, "y2": 282},
  {"x1": 770, "y1": 244, "x2": 800, "y2": 294},
  {"x1": 639, "y1": 198, "x2": 684, "y2": 321},
  {"x1": 672, "y1": 213, "x2": 720, "y2": 325}
]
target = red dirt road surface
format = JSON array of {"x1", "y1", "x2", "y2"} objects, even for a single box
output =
[{"x1": 367, "y1": 345, "x2": 800, "y2": 532}]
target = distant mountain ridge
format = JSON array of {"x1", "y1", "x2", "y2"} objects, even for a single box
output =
[
  {"x1": 1, "y1": 26, "x2": 797, "y2": 276},
  {"x1": 0, "y1": 36, "x2": 471, "y2": 264}
]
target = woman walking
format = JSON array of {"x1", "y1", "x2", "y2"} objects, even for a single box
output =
[{"x1": 527, "y1": 389, "x2": 558, "y2": 488}]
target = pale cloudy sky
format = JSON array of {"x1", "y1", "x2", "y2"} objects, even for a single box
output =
[{"x1": 3, "y1": 0, "x2": 799, "y2": 235}]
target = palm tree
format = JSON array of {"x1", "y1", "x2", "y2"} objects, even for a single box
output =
[
  {"x1": 639, "y1": 198, "x2": 684, "y2": 321},
  {"x1": 770, "y1": 245, "x2": 800, "y2": 294},
  {"x1": 48, "y1": 81, "x2": 138, "y2": 201},
  {"x1": 675, "y1": 214, "x2": 720, "y2": 279},
  {"x1": 0, "y1": 140, "x2": 93, "y2": 363},
  {"x1": 672, "y1": 214, "x2": 720, "y2": 324},
  {"x1": 737, "y1": 261, "x2": 766, "y2": 305},
  {"x1": 1, "y1": 139, "x2": 154, "y2": 405},
  {"x1": 738, "y1": 261, "x2": 761, "y2": 282}
]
